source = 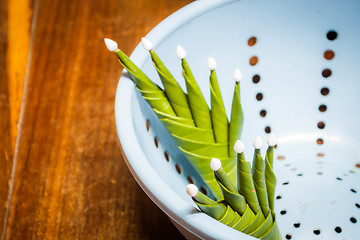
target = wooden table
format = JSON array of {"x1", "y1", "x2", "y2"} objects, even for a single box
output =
[{"x1": 0, "y1": 0, "x2": 192, "y2": 238}]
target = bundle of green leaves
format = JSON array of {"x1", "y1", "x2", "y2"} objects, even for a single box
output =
[
  {"x1": 187, "y1": 136, "x2": 281, "y2": 239},
  {"x1": 105, "y1": 38, "x2": 281, "y2": 239},
  {"x1": 105, "y1": 37, "x2": 243, "y2": 199}
]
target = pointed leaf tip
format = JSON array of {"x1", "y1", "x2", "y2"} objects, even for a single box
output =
[
  {"x1": 233, "y1": 68, "x2": 242, "y2": 81},
  {"x1": 253, "y1": 136, "x2": 263, "y2": 149},
  {"x1": 234, "y1": 140, "x2": 245, "y2": 153},
  {"x1": 141, "y1": 37, "x2": 153, "y2": 51},
  {"x1": 207, "y1": 57, "x2": 217, "y2": 70},
  {"x1": 210, "y1": 158, "x2": 222, "y2": 171},
  {"x1": 176, "y1": 45, "x2": 186, "y2": 59},
  {"x1": 186, "y1": 184, "x2": 198, "y2": 197},
  {"x1": 267, "y1": 133, "x2": 277, "y2": 146},
  {"x1": 104, "y1": 38, "x2": 118, "y2": 52}
]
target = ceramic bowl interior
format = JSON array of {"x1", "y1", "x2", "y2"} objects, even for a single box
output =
[{"x1": 115, "y1": 0, "x2": 360, "y2": 239}]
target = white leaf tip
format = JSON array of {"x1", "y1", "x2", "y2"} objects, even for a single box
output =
[
  {"x1": 253, "y1": 136, "x2": 263, "y2": 149},
  {"x1": 210, "y1": 158, "x2": 222, "y2": 171},
  {"x1": 233, "y1": 68, "x2": 242, "y2": 81},
  {"x1": 186, "y1": 184, "x2": 198, "y2": 197},
  {"x1": 207, "y1": 57, "x2": 217, "y2": 70},
  {"x1": 104, "y1": 38, "x2": 118, "y2": 52},
  {"x1": 141, "y1": 37, "x2": 153, "y2": 51},
  {"x1": 267, "y1": 133, "x2": 277, "y2": 146},
  {"x1": 176, "y1": 45, "x2": 186, "y2": 59},
  {"x1": 234, "y1": 140, "x2": 245, "y2": 153}
]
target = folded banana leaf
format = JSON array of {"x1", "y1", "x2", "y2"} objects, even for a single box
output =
[
  {"x1": 149, "y1": 49, "x2": 193, "y2": 120},
  {"x1": 253, "y1": 148, "x2": 271, "y2": 217},
  {"x1": 112, "y1": 46, "x2": 243, "y2": 199},
  {"x1": 265, "y1": 145, "x2": 276, "y2": 215},
  {"x1": 210, "y1": 69, "x2": 228, "y2": 144},
  {"x1": 182, "y1": 58, "x2": 212, "y2": 129}
]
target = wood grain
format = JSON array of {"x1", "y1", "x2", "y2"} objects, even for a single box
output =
[
  {"x1": 4, "y1": 0, "x2": 192, "y2": 239},
  {"x1": 7, "y1": 0, "x2": 34, "y2": 150},
  {"x1": 0, "y1": 0, "x2": 14, "y2": 237}
]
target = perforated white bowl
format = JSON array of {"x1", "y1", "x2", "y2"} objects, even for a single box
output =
[{"x1": 115, "y1": 0, "x2": 360, "y2": 239}]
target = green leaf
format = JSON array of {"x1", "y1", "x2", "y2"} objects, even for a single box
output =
[
  {"x1": 252, "y1": 149, "x2": 271, "y2": 217},
  {"x1": 114, "y1": 49, "x2": 176, "y2": 116},
  {"x1": 265, "y1": 146, "x2": 276, "y2": 213},
  {"x1": 150, "y1": 50, "x2": 193, "y2": 120},
  {"x1": 216, "y1": 174, "x2": 247, "y2": 215},
  {"x1": 182, "y1": 58, "x2": 212, "y2": 129},
  {"x1": 237, "y1": 152, "x2": 261, "y2": 214},
  {"x1": 210, "y1": 70, "x2": 229, "y2": 143},
  {"x1": 229, "y1": 82, "x2": 244, "y2": 157}
]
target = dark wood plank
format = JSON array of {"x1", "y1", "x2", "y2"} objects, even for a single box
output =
[
  {"x1": 5, "y1": 0, "x2": 192, "y2": 239},
  {"x1": 0, "y1": 0, "x2": 13, "y2": 237}
]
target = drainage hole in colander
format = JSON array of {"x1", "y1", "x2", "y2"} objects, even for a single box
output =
[
  {"x1": 336, "y1": 177, "x2": 342, "y2": 181},
  {"x1": 175, "y1": 164, "x2": 182, "y2": 174},
  {"x1": 293, "y1": 222, "x2": 301, "y2": 228},
  {"x1": 321, "y1": 87, "x2": 330, "y2": 96},
  {"x1": 146, "y1": 120, "x2": 150, "y2": 131},
  {"x1": 322, "y1": 68, "x2": 332, "y2": 78},
  {"x1": 356, "y1": 203, "x2": 360, "y2": 208},
  {"x1": 324, "y1": 50, "x2": 335, "y2": 60},
  {"x1": 350, "y1": 217, "x2": 357, "y2": 223},
  {"x1": 264, "y1": 126, "x2": 271, "y2": 134},
  {"x1": 252, "y1": 74, "x2": 260, "y2": 84},
  {"x1": 291, "y1": 168, "x2": 297, "y2": 171},
  {"x1": 256, "y1": 92, "x2": 263, "y2": 101},
  {"x1": 297, "y1": 173, "x2": 303, "y2": 177},
  {"x1": 277, "y1": 155, "x2": 285, "y2": 160},
  {"x1": 154, "y1": 137, "x2": 159, "y2": 148},
  {"x1": 317, "y1": 121, "x2": 325, "y2": 129},
  {"x1": 285, "y1": 234, "x2": 292, "y2": 239},
  {"x1": 187, "y1": 176, "x2": 194, "y2": 184},
  {"x1": 200, "y1": 186, "x2": 208, "y2": 195},
  {"x1": 334, "y1": 226, "x2": 342, "y2": 233},
  {"x1": 317, "y1": 152, "x2": 325, "y2": 157},
  {"x1": 259, "y1": 109, "x2": 266, "y2": 117},
  {"x1": 351, "y1": 188, "x2": 357, "y2": 193},
  {"x1": 317, "y1": 172, "x2": 323, "y2": 175},
  {"x1": 313, "y1": 229, "x2": 321, "y2": 235},
  {"x1": 317, "y1": 161, "x2": 323, "y2": 164},
  {"x1": 355, "y1": 163, "x2": 360, "y2": 168},
  {"x1": 276, "y1": 195, "x2": 282, "y2": 200},
  {"x1": 249, "y1": 56, "x2": 258, "y2": 66},
  {"x1": 280, "y1": 210, "x2": 287, "y2": 215},
  {"x1": 164, "y1": 151, "x2": 170, "y2": 162},
  {"x1": 316, "y1": 138, "x2": 324, "y2": 145},
  {"x1": 327, "y1": 30, "x2": 338, "y2": 41},
  {"x1": 349, "y1": 169, "x2": 355, "y2": 174},
  {"x1": 282, "y1": 182, "x2": 289, "y2": 185},
  {"x1": 319, "y1": 104, "x2": 327, "y2": 112},
  {"x1": 248, "y1": 36, "x2": 257, "y2": 46}
]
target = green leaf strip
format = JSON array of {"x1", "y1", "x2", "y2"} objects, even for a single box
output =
[
  {"x1": 252, "y1": 149, "x2": 270, "y2": 217},
  {"x1": 232, "y1": 205, "x2": 256, "y2": 231},
  {"x1": 114, "y1": 49, "x2": 176, "y2": 116},
  {"x1": 229, "y1": 82, "x2": 244, "y2": 157},
  {"x1": 237, "y1": 152, "x2": 261, "y2": 214},
  {"x1": 265, "y1": 146, "x2": 276, "y2": 213},
  {"x1": 241, "y1": 210, "x2": 266, "y2": 234},
  {"x1": 215, "y1": 174, "x2": 247, "y2": 215},
  {"x1": 259, "y1": 216, "x2": 282, "y2": 240},
  {"x1": 150, "y1": 50, "x2": 193, "y2": 119},
  {"x1": 182, "y1": 58, "x2": 212, "y2": 129},
  {"x1": 209, "y1": 70, "x2": 229, "y2": 144}
]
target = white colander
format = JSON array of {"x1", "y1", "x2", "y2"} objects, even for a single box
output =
[{"x1": 114, "y1": 0, "x2": 360, "y2": 239}]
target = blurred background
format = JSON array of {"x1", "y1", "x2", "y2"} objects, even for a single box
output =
[{"x1": 0, "y1": 0, "x2": 193, "y2": 239}]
